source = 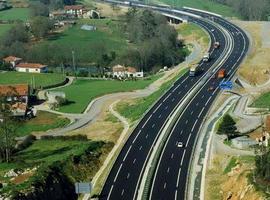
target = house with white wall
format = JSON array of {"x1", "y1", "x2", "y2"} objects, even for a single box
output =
[
  {"x1": 112, "y1": 65, "x2": 144, "y2": 79},
  {"x1": 3, "y1": 56, "x2": 22, "y2": 68},
  {"x1": 16, "y1": 63, "x2": 48, "y2": 73}
]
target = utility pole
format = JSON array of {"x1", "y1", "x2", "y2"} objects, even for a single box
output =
[{"x1": 72, "y1": 50, "x2": 77, "y2": 79}]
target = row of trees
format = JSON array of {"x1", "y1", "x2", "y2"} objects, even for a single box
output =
[
  {"x1": 212, "y1": 0, "x2": 270, "y2": 20},
  {"x1": 117, "y1": 8, "x2": 187, "y2": 72}
]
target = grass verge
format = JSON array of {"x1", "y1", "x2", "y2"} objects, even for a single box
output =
[
  {"x1": 16, "y1": 111, "x2": 70, "y2": 137},
  {"x1": 0, "y1": 71, "x2": 66, "y2": 89},
  {"x1": 116, "y1": 69, "x2": 188, "y2": 122},
  {"x1": 252, "y1": 92, "x2": 270, "y2": 109},
  {"x1": 53, "y1": 74, "x2": 163, "y2": 113},
  {"x1": 0, "y1": 8, "x2": 30, "y2": 21}
]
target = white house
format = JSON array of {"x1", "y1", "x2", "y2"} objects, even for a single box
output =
[
  {"x1": 16, "y1": 63, "x2": 48, "y2": 73},
  {"x1": 3, "y1": 56, "x2": 22, "y2": 68},
  {"x1": 64, "y1": 5, "x2": 85, "y2": 18},
  {"x1": 112, "y1": 65, "x2": 144, "y2": 79}
]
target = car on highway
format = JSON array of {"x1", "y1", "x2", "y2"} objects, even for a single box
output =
[
  {"x1": 177, "y1": 142, "x2": 183, "y2": 148},
  {"x1": 214, "y1": 41, "x2": 220, "y2": 48}
]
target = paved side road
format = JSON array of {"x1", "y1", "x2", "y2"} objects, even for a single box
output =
[{"x1": 36, "y1": 41, "x2": 202, "y2": 137}]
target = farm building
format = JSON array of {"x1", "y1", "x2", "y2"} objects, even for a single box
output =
[
  {"x1": 16, "y1": 63, "x2": 48, "y2": 73},
  {"x1": 0, "y1": 84, "x2": 29, "y2": 116}
]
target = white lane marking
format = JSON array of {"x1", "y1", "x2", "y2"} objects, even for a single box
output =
[
  {"x1": 205, "y1": 96, "x2": 212, "y2": 106},
  {"x1": 201, "y1": 94, "x2": 205, "y2": 99},
  {"x1": 145, "y1": 134, "x2": 149, "y2": 139},
  {"x1": 165, "y1": 106, "x2": 168, "y2": 110},
  {"x1": 172, "y1": 98, "x2": 175, "y2": 102},
  {"x1": 178, "y1": 91, "x2": 181, "y2": 95},
  {"x1": 186, "y1": 134, "x2": 192, "y2": 147},
  {"x1": 158, "y1": 114, "x2": 162, "y2": 118},
  {"x1": 181, "y1": 76, "x2": 189, "y2": 84},
  {"x1": 175, "y1": 190, "x2": 178, "y2": 200},
  {"x1": 196, "y1": 102, "x2": 199, "y2": 106},
  {"x1": 132, "y1": 130, "x2": 141, "y2": 144},
  {"x1": 185, "y1": 120, "x2": 188, "y2": 124},
  {"x1": 114, "y1": 163, "x2": 123, "y2": 182},
  {"x1": 172, "y1": 84, "x2": 181, "y2": 92},
  {"x1": 180, "y1": 130, "x2": 183, "y2": 135},
  {"x1": 123, "y1": 146, "x2": 132, "y2": 162},
  {"x1": 163, "y1": 182, "x2": 167, "y2": 189},
  {"x1": 153, "y1": 103, "x2": 162, "y2": 113},
  {"x1": 152, "y1": 124, "x2": 155, "y2": 128},
  {"x1": 127, "y1": 173, "x2": 130, "y2": 179},
  {"x1": 163, "y1": 93, "x2": 172, "y2": 102},
  {"x1": 167, "y1": 167, "x2": 170, "y2": 173},
  {"x1": 184, "y1": 84, "x2": 187, "y2": 88},
  {"x1": 171, "y1": 153, "x2": 174, "y2": 159},
  {"x1": 142, "y1": 114, "x2": 152, "y2": 128},
  {"x1": 133, "y1": 158, "x2": 136, "y2": 164},
  {"x1": 121, "y1": 189, "x2": 125, "y2": 196},
  {"x1": 181, "y1": 149, "x2": 186, "y2": 166},
  {"x1": 107, "y1": 185, "x2": 114, "y2": 200},
  {"x1": 191, "y1": 110, "x2": 194, "y2": 115},
  {"x1": 191, "y1": 119, "x2": 198, "y2": 132},
  {"x1": 176, "y1": 168, "x2": 182, "y2": 188},
  {"x1": 213, "y1": 87, "x2": 219, "y2": 95},
  {"x1": 139, "y1": 146, "x2": 142, "y2": 151},
  {"x1": 198, "y1": 107, "x2": 205, "y2": 119}
]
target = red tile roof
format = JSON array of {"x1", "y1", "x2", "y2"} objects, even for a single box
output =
[
  {"x1": 16, "y1": 63, "x2": 47, "y2": 69},
  {"x1": 64, "y1": 5, "x2": 84, "y2": 10},
  {"x1": 3, "y1": 56, "x2": 22, "y2": 62},
  {"x1": 0, "y1": 84, "x2": 29, "y2": 96}
]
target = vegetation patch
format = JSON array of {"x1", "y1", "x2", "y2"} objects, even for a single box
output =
[
  {"x1": 54, "y1": 74, "x2": 162, "y2": 113},
  {"x1": 252, "y1": 92, "x2": 270, "y2": 109},
  {"x1": 223, "y1": 157, "x2": 238, "y2": 174},
  {"x1": 0, "y1": 136, "x2": 113, "y2": 199},
  {"x1": 0, "y1": 24, "x2": 12, "y2": 37},
  {"x1": 16, "y1": 111, "x2": 70, "y2": 137},
  {"x1": 0, "y1": 8, "x2": 30, "y2": 21},
  {"x1": 116, "y1": 69, "x2": 188, "y2": 122},
  {"x1": 0, "y1": 71, "x2": 66, "y2": 89},
  {"x1": 153, "y1": 0, "x2": 236, "y2": 17}
]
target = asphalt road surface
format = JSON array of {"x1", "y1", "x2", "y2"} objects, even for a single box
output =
[{"x1": 99, "y1": 2, "x2": 249, "y2": 200}]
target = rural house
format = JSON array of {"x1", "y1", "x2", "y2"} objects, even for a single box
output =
[
  {"x1": 112, "y1": 65, "x2": 144, "y2": 78},
  {"x1": 3, "y1": 56, "x2": 22, "y2": 68},
  {"x1": 0, "y1": 84, "x2": 29, "y2": 117},
  {"x1": 16, "y1": 63, "x2": 48, "y2": 73},
  {"x1": 64, "y1": 5, "x2": 88, "y2": 18}
]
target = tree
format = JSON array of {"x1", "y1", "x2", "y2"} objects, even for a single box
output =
[
  {"x1": 30, "y1": 16, "x2": 54, "y2": 38},
  {"x1": 217, "y1": 114, "x2": 237, "y2": 139},
  {"x1": 30, "y1": 2, "x2": 49, "y2": 17},
  {"x1": 0, "y1": 93, "x2": 17, "y2": 163}
]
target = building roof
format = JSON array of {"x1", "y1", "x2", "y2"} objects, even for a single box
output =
[
  {"x1": 16, "y1": 63, "x2": 47, "y2": 69},
  {"x1": 64, "y1": 5, "x2": 84, "y2": 10},
  {"x1": 127, "y1": 67, "x2": 137, "y2": 73},
  {"x1": 0, "y1": 84, "x2": 29, "y2": 96},
  {"x1": 112, "y1": 65, "x2": 126, "y2": 72},
  {"x1": 3, "y1": 56, "x2": 22, "y2": 62}
]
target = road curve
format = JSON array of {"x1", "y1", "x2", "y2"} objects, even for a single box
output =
[
  {"x1": 99, "y1": 2, "x2": 248, "y2": 200},
  {"x1": 149, "y1": 8, "x2": 249, "y2": 200}
]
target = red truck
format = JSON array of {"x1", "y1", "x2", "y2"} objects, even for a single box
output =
[{"x1": 217, "y1": 69, "x2": 226, "y2": 78}]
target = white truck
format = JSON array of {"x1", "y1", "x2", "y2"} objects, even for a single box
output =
[
  {"x1": 189, "y1": 65, "x2": 198, "y2": 77},
  {"x1": 203, "y1": 52, "x2": 210, "y2": 62}
]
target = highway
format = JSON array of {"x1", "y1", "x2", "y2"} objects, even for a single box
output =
[
  {"x1": 149, "y1": 8, "x2": 249, "y2": 200},
  {"x1": 99, "y1": 2, "x2": 249, "y2": 200}
]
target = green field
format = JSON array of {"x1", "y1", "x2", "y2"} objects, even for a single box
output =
[
  {"x1": 54, "y1": 74, "x2": 162, "y2": 113},
  {"x1": 16, "y1": 111, "x2": 70, "y2": 137},
  {"x1": 252, "y1": 92, "x2": 270, "y2": 109},
  {"x1": 0, "y1": 72, "x2": 66, "y2": 89},
  {"x1": 0, "y1": 8, "x2": 30, "y2": 21},
  {"x1": 0, "y1": 24, "x2": 12, "y2": 37},
  {"x1": 153, "y1": 0, "x2": 237, "y2": 17},
  {"x1": 0, "y1": 138, "x2": 95, "y2": 177},
  {"x1": 177, "y1": 23, "x2": 210, "y2": 45},
  {"x1": 117, "y1": 69, "x2": 188, "y2": 122},
  {"x1": 35, "y1": 19, "x2": 129, "y2": 63}
]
